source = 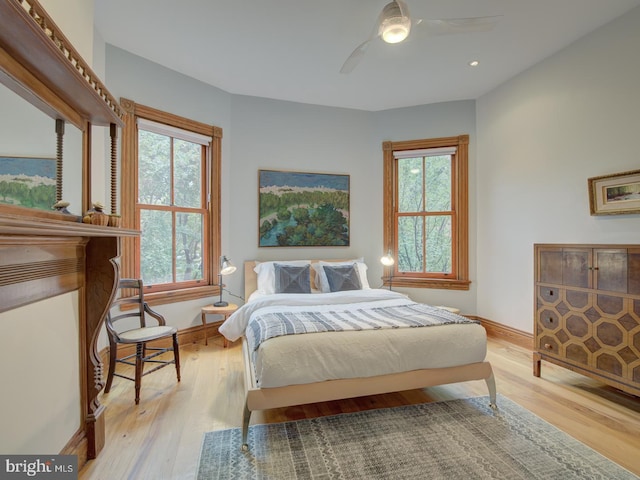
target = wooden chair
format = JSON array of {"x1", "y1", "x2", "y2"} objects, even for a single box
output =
[{"x1": 104, "y1": 279, "x2": 181, "y2": 404}]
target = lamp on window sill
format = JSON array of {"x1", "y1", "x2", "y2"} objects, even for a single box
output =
[
  {"x1": 214, "y1": 255, "x2": 237, "y2": 307},
  {"x1": 380, "y1": 250, "x2": 395, "y2": 290}
]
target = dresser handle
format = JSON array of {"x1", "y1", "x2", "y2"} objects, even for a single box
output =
[
  {"x1": 548, "y1": 317, "x2": 554, "y2": 323},
  {"x1": 544, "y1": 343, "x2": 553, "y2": 350}
]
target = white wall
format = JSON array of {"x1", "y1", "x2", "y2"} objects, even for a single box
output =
[
  {"x1": 103, "y1": 45, "x2": 480, "y2": 328},
  {"x1": 0, "y1": 293, "x2": 81, "y2": 454},
  {"x1": 373, "y1": 101, "x2": 478, "y2": 313},
  {"x1": 102, "y1": 46, "x2": 233, "y2": 340},
  {"x1": 228, "y1": 94, "x2": 376, "y2": 285},
  {"x1": 40, "y1": 0, "x2": 94, "y2": 64},
  {"x1": 476, "y1": 7, "x2": 640, "y2": 333}
]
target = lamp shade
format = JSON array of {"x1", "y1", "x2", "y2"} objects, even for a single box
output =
[
  {"x1": 220, "y1": 255, "x2": 236, "y2": 275},
  {"x1": 215, "y1": 255, "x2": 236, "y2": 307},
  {"x1": 380, "y1": 251, "x2": 395, "y2": 266}
]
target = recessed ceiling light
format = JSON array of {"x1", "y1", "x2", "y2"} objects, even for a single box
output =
[{"x1": 468, "y1": 60, "x2": 480, "y2": 67}]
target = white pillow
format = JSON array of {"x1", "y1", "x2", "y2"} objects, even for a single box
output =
[
  {"x1": 254, "y1": 260, "x2": 311, "y2": 294},
  {"x1": 312, "y1": 258, "x2": 370, "y2": 292}
]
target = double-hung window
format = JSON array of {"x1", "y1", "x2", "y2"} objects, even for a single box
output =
[
  {"x1": 121, "y1": 99, "x2": 222, "y2": 304},
  {"x1": 382, "y1": 135, "x2": 470, "y2": 290}
]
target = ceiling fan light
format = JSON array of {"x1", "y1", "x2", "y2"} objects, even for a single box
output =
[{"x1": 381, "y1": 17, "x2": 410, "y2": 44}]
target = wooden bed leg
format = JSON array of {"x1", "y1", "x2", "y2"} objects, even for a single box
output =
[
  {"x1": 485, "y1": 372, "x2": 498, "y2": 409},
  {"x1": 241, "y1": 400, "x2": 251, "y2": 452}
]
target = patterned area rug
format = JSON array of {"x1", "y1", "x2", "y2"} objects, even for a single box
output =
[{"x1": 197, "y1": 395, "x2": 637, "y2": 479}]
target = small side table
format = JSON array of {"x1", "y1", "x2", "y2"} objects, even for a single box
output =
[{"x1": 201, "y1": 303, "x2": 238, "y2": 347}]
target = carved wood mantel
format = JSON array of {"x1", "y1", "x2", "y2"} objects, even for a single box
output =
[
  {"x1": 0, "y1": 214, "x2": 138, "y2": 462},
  {"x1": 0, "y1": 0, "x2": 133, "y2": 464}
]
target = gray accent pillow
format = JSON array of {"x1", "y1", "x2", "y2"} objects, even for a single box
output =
[
  {"x1": 274, "y1": 264, "x2": 311, "y2": 294},
  {"x1": 323, "y1": 264, "x2": 362, "y2": 292}
]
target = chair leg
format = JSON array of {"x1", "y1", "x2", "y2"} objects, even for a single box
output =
[
  {"x1": 173, "y1": 333, "x2": 181, "y2": 382},
  {"x1": 135, "y1": 342, "x2": 144, "y2": 405},
  {"x1": 104, "y1": 337, "x2": 118, "y2": 393}
]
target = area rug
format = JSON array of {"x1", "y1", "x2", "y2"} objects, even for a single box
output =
[{"x1": 197, "y1": 395, "x2": 637, "y2": 479}]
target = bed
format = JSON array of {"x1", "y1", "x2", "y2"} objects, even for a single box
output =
[{"x1": 219, "y1": 259, "x2": 497, "y2": 450}]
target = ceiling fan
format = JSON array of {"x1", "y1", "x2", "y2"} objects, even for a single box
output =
[{"x1": 340, "y1": 0, "x2": 501, "y2": 74}]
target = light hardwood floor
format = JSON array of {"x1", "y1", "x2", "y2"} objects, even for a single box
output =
[{"x1": 79, "y1": 334, "x2": 640, "y2": 479}]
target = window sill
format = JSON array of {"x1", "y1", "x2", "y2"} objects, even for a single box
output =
[
  {"x1": 382, "y1": 277, "x2": 471, "y2": 291},
  {"x1": 142, "y1": 285, "x2": 221, "y2": 307}
]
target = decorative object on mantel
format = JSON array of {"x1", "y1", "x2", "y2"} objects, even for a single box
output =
[
  {"x1": 86, "y1": 201, "x2": 109, "y2": 226},
  {"x1": 108, "y1": 214, "x2": 121, "y2": 227},
  {"x1": 55, "y1": 119, "x2": 64, "y2": 203},
  {"x1": 110, "y1": 123, "x2": 118, "y2": 217},
  {"x1": 91, "y1": 214, "x2": 108, "y2": 226},
  {"x1": 52, "y1": 200, "x2": 72, "y2": 215},
  {"x1": 588, "y1": 169, "x2": 640, "y2": 215}
]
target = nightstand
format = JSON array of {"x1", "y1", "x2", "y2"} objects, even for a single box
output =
[{"x1": 201, "y1": 303, "x2": 238, "y2": 347}]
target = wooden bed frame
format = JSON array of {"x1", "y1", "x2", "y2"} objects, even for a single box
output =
[{"x1": 240, "y1": 260, "x2": 497, "y2": 450}]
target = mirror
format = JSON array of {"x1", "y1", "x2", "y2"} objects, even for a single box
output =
[
  {"x1": 0, "y1": 0, "x2": 123, "y2": 223},
  {"x1": 0, "y1": 82, "x2": 83, "y2": 214}
]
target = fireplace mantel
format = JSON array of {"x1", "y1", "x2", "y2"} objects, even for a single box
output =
[
  {"x1": 0, "y1": 214, "x2": 138, "y2": 463},
  {"x1": 1, "y1": 0, "x2": 132, "y2": 464}
]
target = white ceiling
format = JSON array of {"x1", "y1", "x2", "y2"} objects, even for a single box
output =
[{"x1": 94, "y1": 0, "x2": 640, "y2": 111}]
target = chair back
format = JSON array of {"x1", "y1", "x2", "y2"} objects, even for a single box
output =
[{"x1": 106, "y1": 279, "x2": 152, "y2": 340}]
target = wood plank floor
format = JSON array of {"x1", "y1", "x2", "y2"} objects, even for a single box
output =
[{"x1": 79, "y1": 334, "x2": 640, "y2": 479}]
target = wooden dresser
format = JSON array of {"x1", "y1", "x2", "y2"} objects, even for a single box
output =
[{"x1": 534, "y1": 244, "x2": 640, "y2": 397}]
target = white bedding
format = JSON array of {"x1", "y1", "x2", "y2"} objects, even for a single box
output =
[{"x1": 219, "y1": 289, "x2": 487, "y2": 388}]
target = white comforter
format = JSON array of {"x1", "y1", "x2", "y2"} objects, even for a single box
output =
[
  {"x1": 219, "y1": 289, "x2": 488, "y2": 388},
  {"x1": 220, "y1": 289, "x2": 409, "y2": 342}
]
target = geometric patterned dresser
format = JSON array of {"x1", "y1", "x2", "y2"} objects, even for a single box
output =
[{"x1": 533, "y1": 244, "x2": 640, "y2": 396}]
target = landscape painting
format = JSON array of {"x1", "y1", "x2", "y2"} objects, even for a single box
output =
[
  {"x1": 259, "y1": 169, "x2": 350, "y2": 247},
  {"x1": 0, "y1": 156, "x2": 56, "y2": 210},
  {"x1": 588, "y1": 169, "x2": 640, "y2": 215}
]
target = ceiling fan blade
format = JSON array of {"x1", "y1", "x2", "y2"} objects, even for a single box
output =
[
  {"x1": 421, "y1": 15, "x2": 502, "y2": 36},
  {"x1": 339, "y1": 8, "x2": 386, "y2": 74},
  {"x1": 340, "y1": 38, "x2": 372, "y2": 74}
]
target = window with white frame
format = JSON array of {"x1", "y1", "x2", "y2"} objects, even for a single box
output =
[{"x1": 136, "y1": 118, "x2": 210, "y2": 290}]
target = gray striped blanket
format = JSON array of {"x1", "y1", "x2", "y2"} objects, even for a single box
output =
[{"x1": 246, "y1": 302, "x2": 478, "y2": 352}]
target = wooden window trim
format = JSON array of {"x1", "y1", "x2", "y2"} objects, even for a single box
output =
[
  {"x1": 120, "y1": 98, "x2": 223, "y2": 305},
  {"x1": 382, "y1": 135, "x2": 469, "y2": 290}
]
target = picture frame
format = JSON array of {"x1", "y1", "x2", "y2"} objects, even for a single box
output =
[
  {"x1": 258, "y1": 169, "x2": 350, "y2": 247},
  {"x1": 588, "y1": 169, "x2": 640, "y2": 215},
  {"x1": 0, "y1": 156, "x2": 57, "y2": 210}
]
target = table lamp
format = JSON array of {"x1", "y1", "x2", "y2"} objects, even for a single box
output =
[{"x1": 214, "y1": 255, "x2": 237, "y2": 306}]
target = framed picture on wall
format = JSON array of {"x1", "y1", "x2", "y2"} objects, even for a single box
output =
[
  {"x1": 588, "y1": 169, "x2": 640, "y2": 215},
  {"x1": 258, "y1": 169, "x2": 350, "y2": 247},
  {"x1": 0, "y1": 156, "x2": 56, "y2": 210}
]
